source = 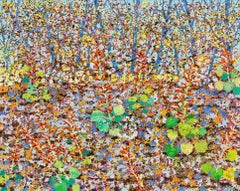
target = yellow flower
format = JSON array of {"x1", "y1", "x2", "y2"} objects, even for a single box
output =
[
  {"x1": 223, "y1": 168, "x2": 235, "y2": 181},
  {"x1": 62, "y1": 65, "x2": 71, "y2": 71},
  {"x1": 111, "y1": 74, "x2": 117, "y2": 82}
]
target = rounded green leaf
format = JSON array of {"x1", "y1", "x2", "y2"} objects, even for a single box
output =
[
  {"x1": 72, "y1": 184, "x2": 80, "y2": 191},
  {"x1": 178, "y1": 123, "x2": 193, "y2": 137},
  {"x1": 166, "y1": 116, "x2": 178, "y2": 129},
  {"x1": 90, "y1": 110, "x2": 105, "y2": 122},
  {"x1": 114, "y1": 115, "x2": 124, "y2": 122},
  {"x1": 230, "y1": 71, "x2": 238, "y2": 79},
  {"x1": 226, "y1": 149, "x2": 238, "y2": 162},
  {"x1": 210, "y1": 168, "x2": 223, "y2": 180},
  {"x1": 215, "y1": 68, "x2": 224, "y2": 77},
  {"x1": 187, "y1": 114, "x2": 194, "y2": 119},
  {"x1": 96, "y1": 122, "x2": 109, "y2": 132},
  {"x1": 167, "y1": 130, "x2": 178, "y2": 141},
  {"x1": 233, "y1": 87, "x2": 240, "y2": 95},
  {"x1": 109, "y1": 128, "x2": 120, "y2": 136},
  {"x1": 199, "y1": 128, "x2": 207, "y2": 136},
  {"x1": 181, "y1": 142, "x2": 193, "y2": 155},
  {"x1": 215, "y1": 81, "x2": 224, "y2": 91},
  {"x1": 221, "y1": 72, "x2": 228, "y2": 81},
  {"x1": 54, "y1": 182, "x2": 68, "y2": 191},
  {"x1": 223, "y1": 81, "x2": 235, "y2": 92},
  {"x1": 54, "y1": 160, "x2": 63, "y2": 168},
  {"x1": 30, "y1": 95, "x2": 39, "y2": 101},
  {"x1": 67, "y1": 178, "x2": 75, "y2": 186},
  {"x1": 201, "y1": 162, "x2": 212, "y2": 174},
  {"x1": 194, "y1": 140, "x2": 208, "y2": 153},
  {"x1": 113, "y1": 105, "x2": 125, "y2": 116},
  {"x1": 165, "y1": 144, "x2": 178, "y2": 158},
  {"x1": 66, "y1": 139, "x2": 72, "y2": 144},
  {"x1": 232, "y1": 77, "x2": 240, "y2": 86},
  {"x1": 140, "y1": 94, "x2": 149, "y2": 102},
  {"x1": 69, "y1": 167, "x2": 81, "y2": 178}
]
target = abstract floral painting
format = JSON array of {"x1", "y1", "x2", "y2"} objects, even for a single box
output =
[{"x1": 0, "y1": 0, "x2": 239, "y2": 190}]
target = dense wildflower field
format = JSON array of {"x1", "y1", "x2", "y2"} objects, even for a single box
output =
[{"x1": 0, "y1": 0, "x2": 239, "y2": 190}]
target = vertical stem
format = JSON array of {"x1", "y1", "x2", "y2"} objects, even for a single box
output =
[
  {"x1": 131, "y1": 0, "x2": 140, "y2": 72},
  {"x1": 205, "y1": 47, "x2": 216, "y2": 85},
  {"x1": 5, "y1": 55, "x2": 9, "y2": 71},
  {"x1": 87, "y1": 46, "x2": 91, "y2": 68},
  {"x1": 171, "y1": 32, "x2": 179, "y2": 75},
  {"x1": 225, "y1": 0, "x2": 232, "y2": 55},
  {"x1": 155, "y1": 0, "x2": 172, "y2": 73},
  {"x1": 181, "y1": 0, "x2": 197, "y2": 63}
]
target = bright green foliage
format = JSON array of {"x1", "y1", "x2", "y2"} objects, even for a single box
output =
[
  {"x1": 54, "y1": 160, "x2": 64, "y2": 168},
  {"x1": 83, "y1": 149, "x2": 91, "y2": 156},
  {"x1": 233, "y1": 86, "x2": 240, "y2": 95},
  {"x1": 165, "y1": 144, "x2": 178, "y2": 158},
  {"x1": 42, "y1": 93, "x2": 51, "y2": 101},
  {"x1": 226, "y1": 149, "x2": 238, "y2": 162},
  {"x1": 14, "y1": 173, "x2": 22, "y2": 180},
  {"x1": 167, "y1": 130, "x2": 178, "y2": 141},
  {"x1": 128, "y1": 96, "x2": 138, "y2": 103},
  {"x1": 178, "y1": 123, "x2": 193, "y2": 136},
  {"x1": 83, "y1": 158, "x2": 91, "y2": 165},
  {"x1": 22, "y1": 77, "x2": 30, "y2": 84},
  {"x1": 201, "y1": 162, "x2": 212, "y2": 174},
  {"x1": 210, "y1": 167, "x2": 223, "y2": 180},
  {"x1": 113, "y1": 105, "x2": 125, "y2": 115},
  {"x1": 221, "y1": 73, "x2": 228, "y2": 81},
  {"x1": 96, "y1": 122, "x2": 109, "y2": 132},
  {"x1": 54, "y1": 182, "x2": 68, "y2": 191},
  {"x1": 186, "y1": 118, "x2": 198, "y2": 125},
  {"x1": 166, "y1": 116, "x2": 178, "y2": 129},
  {"x1": 109, "y1": 128, "x2": 120, "y2": 136},
  {"x1": 223, "y1": 81, "x2": 235, "y2": 92},
  {"x1": 199, "y1": 128, "x2": 207, "y2": 136},
  {"x1": 181, "y1": 142, "x2": 194, "y2": 155},
  {"x1": 194, "y1": 140, "x2": 208, "y2": 153},
  {"x1": 90, "y1": 110, "x2": 105, "y2": 122},
  {"x1": 69, "y1": 168, "x2": 80, "y2": 179},
  {"x1": 140, "y1": 94, "x2": 148, "y2": 102},
  {"x1": 72, "y1": 184, "x2": 80, "y2": 191}
]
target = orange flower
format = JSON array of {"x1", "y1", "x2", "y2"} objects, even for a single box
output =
[{"x1": 213, "y1": 114, "x2": 222, "y2": 124}]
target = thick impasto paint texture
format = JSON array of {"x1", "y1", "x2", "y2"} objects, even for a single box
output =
[{"x1": 0, "y1": 0, "x2": 239, "y2": 190}]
